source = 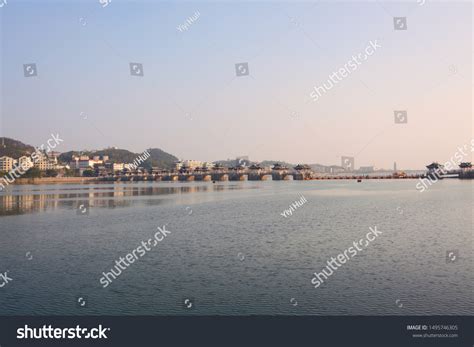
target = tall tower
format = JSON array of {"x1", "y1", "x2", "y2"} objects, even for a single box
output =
[{"x1": 393, "y1": 162, "x2": 397, "y2": 172}]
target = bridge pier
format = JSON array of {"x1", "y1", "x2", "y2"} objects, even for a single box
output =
[
  {"x1": 193, "y1": 174, "x2": 212, "y2": 181},
  {"x1": 178, "y1": 174, "x2": 195, "y2": 181},
  {"x1": 248, "y1": 173, "x2": 261, "y2": 181},
  {"x1": 272, "y1": 172, "x2": 287, "y2": 181},
  {"x1": 460, "y1": 170, "x2": 474, "y2": 179},
  {"x1": 163, "y1": 175, "x2": 178, "y2": 181},
  {"x1": 293, "y1": 173, "x2": 304, "y2": 180},
  {"x1": 212, "y1": 173, "x2": 228, "y2": 181},
  {"x1": 229, "y1": 173, "x2": 247, "y2": 181}
]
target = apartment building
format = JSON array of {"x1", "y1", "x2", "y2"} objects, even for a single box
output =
[{"x1": 0, "y1": 156, "x2": 14, "y2": 172}]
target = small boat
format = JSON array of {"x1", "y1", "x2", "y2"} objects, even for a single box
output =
[{"x1": 357, "y1": 179, "x2": 362, "y2": 183}]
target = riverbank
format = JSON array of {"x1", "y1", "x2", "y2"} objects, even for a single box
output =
[{"x1": 14, "y1": 177, "x2": 98, "y2": 185}]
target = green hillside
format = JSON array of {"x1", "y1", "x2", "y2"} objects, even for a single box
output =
[
  {"x1": 148, "y1": 148, "x2": 178, "y2": 169},
  {"x1": 58, "y1": 147, "x2": 178, "y2": 169},
  {"x1": 0, "y1": 138, "x2": 35, "y2": 158}
]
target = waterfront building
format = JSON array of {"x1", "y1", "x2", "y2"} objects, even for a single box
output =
[
  {"x1": 358, "y1": 166, "x2": 375, "y2": 173},
  {"x1": 18, "y1": 156, "x2": 34, "y2": 170},
  {"x1": 70, "y1": 155, "x2": 109, "y2": 170},
  {"x1": 69, "y1": 157, "x2": 80, "y2": 169},
  {"x1": 183, "y1": 160, "x2": 204, "y2": 169},
  {"x1": 48, "y1": 151, "x2": 61, "y2": 160},
  {"x1": 111, "y1": 163, "x2": 125, "y2": 171},
  {"x1": 78, "y1": 159, "x2": 98, "y2": 169},
  {"x1": 0, "y1": 156, "x2": 14, "y2": 171},
  {"x1": 310, "y1": 164, "x2": 329, "y2": 173},
  {"x1": 103, "y1": 162, "x2": 125, "y2": 174},
  {"x1": 35, "y1": 155, "x2": 59, "y2": 171},
  {"x1": 94, "y1": 164, "x2": 108, "y2": 177},
  {"x1": 459, "y1": 162, "x2": 472, "y2": 170},
  {"x1": 328, "y1": 165, "x2": 345, "y2": 174}
]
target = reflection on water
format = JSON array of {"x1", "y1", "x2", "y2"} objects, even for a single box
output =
[{"x1": 0, "y1": 183, "x2": 258, "y2": 216}]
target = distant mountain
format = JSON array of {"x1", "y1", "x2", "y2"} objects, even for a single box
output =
[
  {"x1": 147, "y1": 148, "x2": 178, "y2": 169},
  {"x1": 0, "y1": 137, "x2": 35, "y2": 158},
  {"x1": 58, "y1": 147, "x2": 178, "y2": 169}
]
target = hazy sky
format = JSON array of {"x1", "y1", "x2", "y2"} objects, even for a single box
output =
[{"x1": 1, "y1": 0, "x2": 472, "y2": 169}]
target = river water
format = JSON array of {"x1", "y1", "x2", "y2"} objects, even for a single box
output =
[{"x1": 0, "y1": 180, "x2": 472, "y2": 315}]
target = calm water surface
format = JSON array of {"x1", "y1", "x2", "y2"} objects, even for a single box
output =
[{"x1": 0, "y1": 180, "x2": 472, "y2": 315}]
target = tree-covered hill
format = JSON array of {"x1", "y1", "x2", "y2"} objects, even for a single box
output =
[
  {"x1": 58, "y1": 148, "x2": 178, "y2": 169},
  {"x1": 0, "y1": 137, "x2": 35, "y2": 158}
]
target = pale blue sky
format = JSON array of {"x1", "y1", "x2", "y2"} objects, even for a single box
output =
[{"x1": 1, "y1": 0, "x2": 472, "y2": 169}]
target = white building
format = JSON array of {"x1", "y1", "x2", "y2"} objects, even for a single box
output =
[
  {"x1": 175, "y1": 160, "x2": 204, "y2": 170},
  {"x1": 70, "y1": 156, "x2": 104, "y2": 170},
  {"x1": 18, "y1": 156, "x2": 34, "y2": 170},
  {"x1": 35, "y1": 155, "x2": 59, "y2": 171},
  {"x1": 110, "y1": 163, "x2": 125, "y2": 171},
  {"x1": 358, "y1": 166, "x2": 375, "y2": 173},
  {"x1": 0, "y1": 156, "x2": 14, "y2": 171}
]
